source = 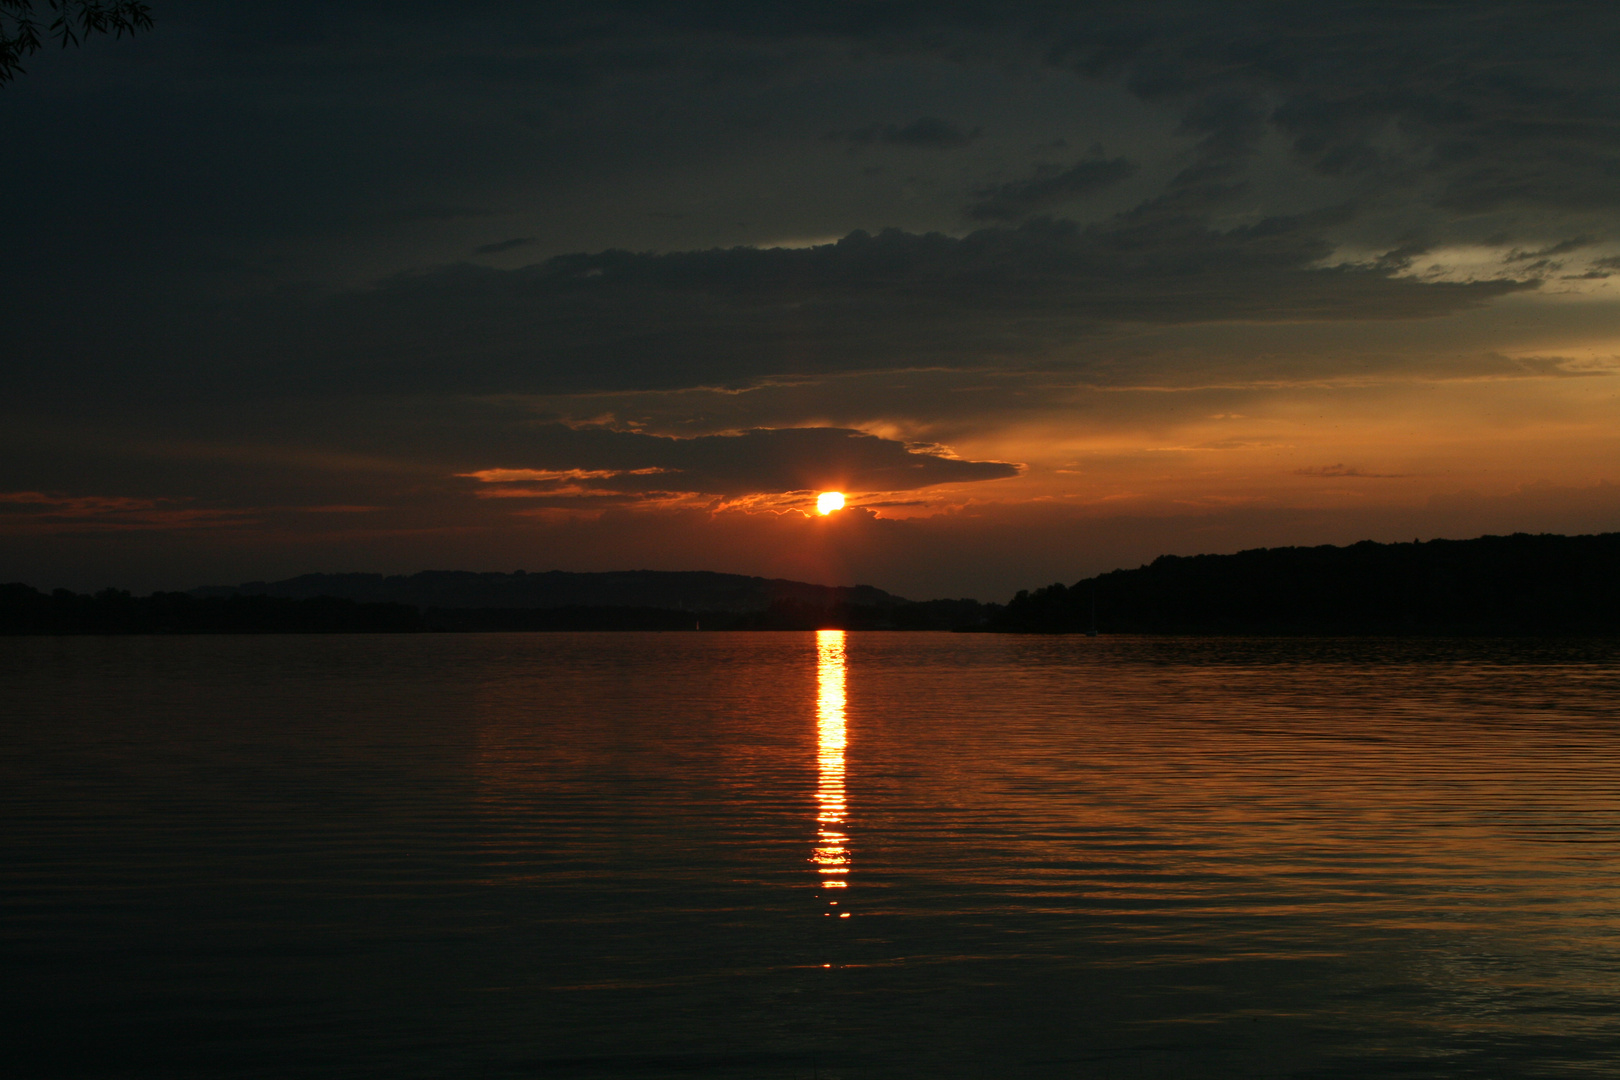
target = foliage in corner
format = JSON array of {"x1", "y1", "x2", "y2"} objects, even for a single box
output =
[{"x1": 0, "y1": 0, "x2": 153, "y2": 85}]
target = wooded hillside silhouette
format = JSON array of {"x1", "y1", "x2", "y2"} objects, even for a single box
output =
[{"x1": 989, "y1": 533, "x2": 1620, "y2": 635}]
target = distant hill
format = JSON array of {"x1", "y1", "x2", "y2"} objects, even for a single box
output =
[
  {"x1": 191, "y1": 569, "x2": 904, "y2": 612},
  {"x1": 0, "y1": 585, "x2": 421, "y2": 636},
  {"x1": 989, "y1": 532, "x2": 1620, "y2": 635},
  {"x1": 1, "y1": 577, "x2": 992, "y2": 635}
]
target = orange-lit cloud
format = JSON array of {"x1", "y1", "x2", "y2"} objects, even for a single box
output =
[
  {"x1": 449, "y1": 427, "x2": 1020, "y2": 503},
  {"x1": 0, "y1": 491, "x2": 255, "y2": 533},
  {"x1": 459, "y1": 467, "x2": 672, "y2": 483}
]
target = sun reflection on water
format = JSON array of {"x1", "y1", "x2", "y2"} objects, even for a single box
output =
[{"x1": 813, "y1": 630, "x2": 850, "y2": 908}]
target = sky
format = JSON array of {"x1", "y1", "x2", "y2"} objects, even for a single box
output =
[{"x1": 5, "y1": 0, "x2": 1620, "y2": 600}]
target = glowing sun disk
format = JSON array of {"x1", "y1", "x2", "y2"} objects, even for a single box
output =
[{"x1": 817, "y1": 491, "x2": 845, "y2": 515}]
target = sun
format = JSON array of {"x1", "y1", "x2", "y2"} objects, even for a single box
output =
[{"x1": 816, "y1": 491, "x2": 846, "y2": 515}]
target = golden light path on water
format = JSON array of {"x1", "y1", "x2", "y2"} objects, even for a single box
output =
[{"x1": 813, "y1": 629, "x2": 851, "y2": 916}]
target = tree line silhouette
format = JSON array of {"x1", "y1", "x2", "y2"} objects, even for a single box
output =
[{"x1": 988, "y1": 533, "x2": 1620, "y2": 635}]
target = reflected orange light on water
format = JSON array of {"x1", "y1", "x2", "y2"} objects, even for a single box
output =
[{"x1": 813, "y1": 630, "x2": 850, "y2": 901}]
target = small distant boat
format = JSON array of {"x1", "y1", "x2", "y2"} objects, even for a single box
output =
[{"x1": 1086, "y1": 585, "x2": 1099, "y2": 637}]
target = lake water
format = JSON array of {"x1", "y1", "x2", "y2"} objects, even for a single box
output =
[{"x1": 5, "y1": 632, "x2": 1620, "y2": 1079}]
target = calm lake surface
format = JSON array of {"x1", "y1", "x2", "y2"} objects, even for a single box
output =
[{"x1": 5, "y1": 632, "x2": 1620, "y2": 1079}]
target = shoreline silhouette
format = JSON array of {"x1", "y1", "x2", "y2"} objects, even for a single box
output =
[{"x1": 6, "y1": 531, "x2": 1618, "y2": 636}]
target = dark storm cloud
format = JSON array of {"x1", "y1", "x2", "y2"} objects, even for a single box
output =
[
  {"x1": 834, "y1": 117, "x2": 981, "y2": 149},
  {"x1": 9, "y1": 213, "x2": 1531, "y2": 412},
  {"x1": 558, "y1": 1, "x2": 1620, "y2": 225},
  {"x1": 1038, "y1": 2, "x2": 1620, "y2": 218},
  {"x1": 17, "y1": 2, "x2": 1596, "y2": 387},
  {"x1": 13, "y1": 2, "x2": 1620, "y2": 275},
  {"x1": 261, "y1": 218, "x2": 1527, "y2": 398},
  {"x1": 501, "y1": 1, "x2": 1620, "y2": 222},
  {"x1": 459, "y1": 425, "x2": 1020, "y2": 497},
  {"x1": 965, "y1": 155, "x2": 1138, "y2": 220}
]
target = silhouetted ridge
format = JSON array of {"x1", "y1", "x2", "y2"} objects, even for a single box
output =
[
  {"x1": 0, "y1": 586, "x2": 420, "y2": 635},
  {"x1": 192, "y1": 569, "x2": 902, "y2": 611},
  {"x1": 2, "y1": 578, "x2": 998, "y2": 634},
  {"x1": 988, "y1": 533, "x2": 1620, "y2": 635}
]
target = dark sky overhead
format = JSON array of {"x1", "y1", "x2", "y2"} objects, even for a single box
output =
[{"x1": 6, "y1": 0, "x2": 1620, "y2": 599}]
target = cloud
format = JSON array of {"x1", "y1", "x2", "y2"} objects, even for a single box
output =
[
  {"x1": 1505, "y1": 237, "x2": 1595, "y2": 263},
  {"x1": 455, "y1": 426, "x2": 1021, "y2": 500},
  {"x1": 0, "y1": 491, "x2": 163, "y2": 513},
  {"x1": 1294, "y1": 465, "x2": 1411, "y2": 479},
  {"x1": 194, "y1": 218, "x2": 1523, "y2": 403},
  {"x1": 1037, "y1": 3, "x2": 1620, "y2": 219},
  {"x1": 0, "y1": 1, "x2": 1587, "y2": 420},
  {"x1": 834, "y1": 117, "x2": 981, "y2": 149},
  {"x1": 460, "y1": 468, "x2": 671, "y2": 484},
  {"x1": 7, "y1": 209, "x2": 1534, "y2": 418},
  {"x1": 965, "y1": 156, "x2": 1138, "y2": 220},
  {"x1": 0, "y1": 491, "x2": 252, "y2": 533},
  {"x1": 1504, "y1": 355, "x2": 1618, "y2": 379}
]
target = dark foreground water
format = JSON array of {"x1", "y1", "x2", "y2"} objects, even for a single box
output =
[{"x1": 5, "y1": 632, "x2": 1620, "y2": 1079}]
